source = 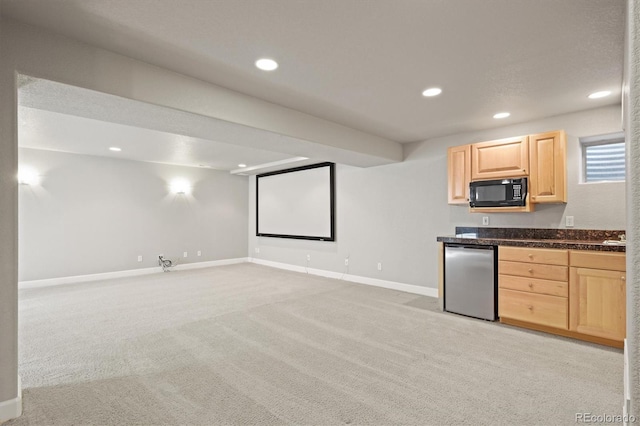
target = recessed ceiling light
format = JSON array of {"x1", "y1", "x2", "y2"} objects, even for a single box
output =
[
  {"x1": 588, "y1": 90, "x2": 612, "y2": 99},
  {"x1": 493, "y1": 112, "x2": 510, "y2": 119},
  {"x1": 422, "y1": 87, "x2": 442, "y2": 97},
  {"x1": 109, "y1": 147, "x2": 122, "y2": 152},
  {"x1": 255, "y1": 58, "x2": 278, "y2": 71},
  {"x1": 238, "y1": 163, "x2": 247, "y2": 168}
]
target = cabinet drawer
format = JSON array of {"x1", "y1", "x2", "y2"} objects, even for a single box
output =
[
  {"x1": 570, "y1": 251, "x2": 626, "y2": 271},
  {"x1": 499, "y1": 289, "x2": 568, "y2": 329},
  {"x1": 499, "y1": 260, "x2": 568, "y2": 281},
  {"x1": 499, "y1": 274, "x2": 568, "y2": 297},
  {"x1": 499, "y1": 246, "x2": 568, "y2": 265}
]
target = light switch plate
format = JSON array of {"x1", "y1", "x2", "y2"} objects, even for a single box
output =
[{"x1": 482, "y1": 216, "x2": 489, "y2": 226}]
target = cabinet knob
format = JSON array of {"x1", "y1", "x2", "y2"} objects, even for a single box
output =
[
  {"x1": 523, "y1": 169, "x2": 526, "y2": 173},
  {"x1": 528, "y1": 254, "x2": 533, "y2": 258},
  {"x1": 531, "y1": 196, "x2": 536, "y2": 200},
  {"x1": 527, "y1": 305, "x2": 534, "y2": 311},
  {"x1": 528, "y1": 282, "x2": 533, "y2": 288},
  {"x1": 528, "y1": 268, "x2": 533, "y2": 273},
  {"x1": 622, "y1": 276, "x2": 626, "y2": 281}
]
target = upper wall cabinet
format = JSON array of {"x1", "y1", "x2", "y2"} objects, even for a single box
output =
[
  {"x1": 471, "y1": 136, "x2": 529, "y2": 180},
  {"x1": 447, "y1": 129, "x2": 567, "y2": 207},
  {"x1": 447, "y1": 145, "x2": 471, "y2": 204},
  {"x1": 529, "y1": 130, "x2": 567, "y2": 203}
]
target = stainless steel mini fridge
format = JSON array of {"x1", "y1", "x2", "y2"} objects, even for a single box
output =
[{"x1": 444, "y1": 244, "x2": 497, "y2": 321}]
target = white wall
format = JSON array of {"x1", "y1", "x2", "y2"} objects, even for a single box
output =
[
  {"x1": 249, "y1": 105, "x2": 624, "y2": 289},
  {"x1": 625, "y1": 0, "x2": 640, "y2": 416},
  {"x1": 0, "y1": 10, "x2": 20, "y2": 408},
  {"x1": 18, "y1": 148, "x2": 248, "y2": 281}
]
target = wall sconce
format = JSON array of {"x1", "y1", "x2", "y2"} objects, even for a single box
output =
[
  {"x1": 18, "y1": 166, "x2": 40, "y2": 185},
  {"x1": 170, "y1": 178, "x2": 191, "y2": 195}
]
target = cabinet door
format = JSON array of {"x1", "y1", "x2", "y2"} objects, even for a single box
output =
[
  {"x1": 471, "y1": 136, "x2": 529, "y2": 180},
  {"x1": 569, "y1": 267, "x2": 626, "y2": 341},
  {"x1": 529, "y1": 131, "x2": 567, "y2": 203},
  {"x1": 447, "y1": 145, "x2": 471, "y2": 204}
]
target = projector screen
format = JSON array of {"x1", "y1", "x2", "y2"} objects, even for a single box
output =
[{"x1": 256, "y1": 163, "x2": 335, "y2": 241}]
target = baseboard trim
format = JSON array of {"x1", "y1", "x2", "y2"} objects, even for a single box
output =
[
  {"x1": 19, "y1": 257, "x2": 435, "y2": 297},
  {"x1": 250, "y1": 258, "x2": 437, "y2": 298},
  {"x1": 173, "y1": 258, "x2": 249, "y2": 271},
  {"x1": 0, "y1": 376, "x2": 22, "y2": 423},
  {"x1": 19, "y1": 258, "x2": 249, "y2": 289}
]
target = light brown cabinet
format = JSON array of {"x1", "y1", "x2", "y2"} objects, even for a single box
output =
[
  {"x1": 447, "y1": 145, "x2": 471, "y2": 204},
  {"x1": 499, "y1": 247, "x2": 626, "y2": 347},
  {"x1": 471, "y1": 136, "x2": 529, "y2": 180},
  {"x1": 529, "y1": 131, "x2": 567, "y2": 203},
  {"x1": 569, "y1": 251, "x2": 626, "y2": 342},
  {"x1": 498, "y1": 247, "x2": 569, "y2": 330},
  {"x1": 446, "y1": 129, "x2": 568, "y2": 208}
]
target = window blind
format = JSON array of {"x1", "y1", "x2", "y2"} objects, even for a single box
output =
[{"x1": 585, "y1": 142, "x2": 625, "y2": 182}]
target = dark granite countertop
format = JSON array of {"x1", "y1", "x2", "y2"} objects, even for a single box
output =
[{"x1": 436, "y1": 227, "x2": 626, "y2": 252}]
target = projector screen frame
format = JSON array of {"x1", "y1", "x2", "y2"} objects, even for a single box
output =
[{"x1": 256, "y1": 162, "x2": 335, "y2": 241}]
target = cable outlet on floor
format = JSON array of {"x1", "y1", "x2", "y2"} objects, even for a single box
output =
[
  {"x1": 137, "y1": 255, "x2": 143, "y2": 262},
  {"x1": 197, "y1": 250, "x2": 202, "y2": 257},
  {"x1": 377, "y1": 262, "x2": 382, "y2": 271},
  {"x1": 183, "y1": 252, "x2": 188, "y2": 258}
]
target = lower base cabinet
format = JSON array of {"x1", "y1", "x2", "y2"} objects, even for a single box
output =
[
  {"x1": 569, "y1": 267, "x2": 626, "y2": 341},
  {"x1": 498, "y1": 247, "x2": 626, "y2": 348}
]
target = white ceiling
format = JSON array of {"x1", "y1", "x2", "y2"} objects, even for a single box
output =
[
  {"x1": 18, "y1": 77, "x2": 333, "y2": 172},
  {"x1": 0, "y1": 0, "x2": 624, "y2": 144},
  {"x1": 18, "y1": 106, "x2": 300, "y2": 172}
]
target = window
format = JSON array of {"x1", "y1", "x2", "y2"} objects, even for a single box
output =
[{"x1": 581, "y1": 132, "x2": 625, "y2": 183}]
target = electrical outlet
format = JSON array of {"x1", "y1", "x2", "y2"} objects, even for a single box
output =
[
  {"x1": 137, "y1": 255, "x2": 143, "y2": 262},
  {"x1": 255, "y1": 247, "x2": 260, "y2": 253},
  {"x1": 183, "y1": 252, "x2": 188, "y2": 258},
  {"x1": 377, "y1": 262, "x2": 382, "y2": 271},
  {"x1": 482, "y1": 216, "x2": 489, "y2": 226},
  {"x1": 344, "y1": 258, "x2": 349, "y2": 266},
  {"x1": 197, "y1": 250, "x2": 202, "y2": 257},
  {"x1": 307, "y1": 254, "x2": 311, "y2": 261},
  {"x1": 566, "y1": 216, "x2": 575, "y2": 227}
]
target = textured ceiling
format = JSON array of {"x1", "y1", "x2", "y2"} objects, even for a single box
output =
[{"x1": 0, "y1": 0, "x2": 625, "y2": 143}]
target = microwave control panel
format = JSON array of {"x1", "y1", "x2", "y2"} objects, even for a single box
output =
[{"x1": 513, "y1": 184, "x2": 522, "y2": 200}]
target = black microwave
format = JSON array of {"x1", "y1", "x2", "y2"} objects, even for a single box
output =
[{"x1": 469, "y1": 178, "x2": 527, "y2": 208}]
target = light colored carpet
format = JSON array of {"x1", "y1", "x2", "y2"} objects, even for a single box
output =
[{"x1": 8, "y1": 263, "x2": 622, "y2": 425}]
